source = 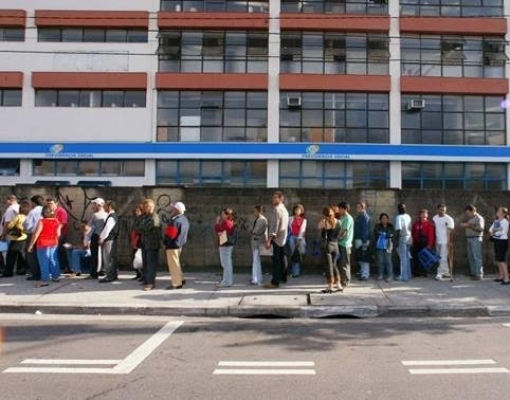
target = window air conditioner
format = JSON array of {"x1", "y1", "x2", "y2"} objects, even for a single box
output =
[
  {"x1": 406, "y1": 99, "x2": 425, "y2": 111},
  {"x1": 287, "y1": 96, "x2": 302, "y2": 108}
]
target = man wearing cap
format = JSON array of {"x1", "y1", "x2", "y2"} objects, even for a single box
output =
[
  {"x1": 163, "y1": 202, "x2": 190, "y2": 289},
  {"x1": 24, "y1": 195, "x2": 44, "y2": 280},
  {"x1": 86, "y1": 197, "x2": 108, "y2": 279}
]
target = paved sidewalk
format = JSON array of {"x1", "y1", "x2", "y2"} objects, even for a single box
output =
[{"x1": 1, "y1": 272, "x2": 510, "y2": 318}]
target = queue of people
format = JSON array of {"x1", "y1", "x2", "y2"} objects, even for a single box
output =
[{"x1": 0, "y1": 191, "x2": 508, "y2": 293}]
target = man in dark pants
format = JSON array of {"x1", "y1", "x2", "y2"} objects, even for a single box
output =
[
  {"x1": 86, "y1": 198, "x2": 108, "y2": 279},
  {"x1": 99, "y1": 200, "x2": 119, "y2": 283},
  {"x1": 264, "y1": 191, "x2": 289, "y2": 289},
  {"x1": 24, "y1": 195, "x2": 44, "y2": 280}
]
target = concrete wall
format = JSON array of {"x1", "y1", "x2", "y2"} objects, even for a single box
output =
[{"x1": 4, "y1": 186, "x2": 508, "y2": 275}]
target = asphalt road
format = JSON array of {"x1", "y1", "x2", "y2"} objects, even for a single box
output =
[{"x1": 0, "y1": 314, "x2": 510, "y2": 400}]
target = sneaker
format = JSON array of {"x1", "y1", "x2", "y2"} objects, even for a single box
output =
[
  {"x1": 435, "y1": 275, "x2": 442, "y2": 281},
  {"x1": 377, "y1": 275, "x2": 383, "y2": 281},
  {"x1": 263, "y1": 282, "x2": 279, "y2": 289}
]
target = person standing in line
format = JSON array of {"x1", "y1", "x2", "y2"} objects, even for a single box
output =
[
  {"x1": 215, "y1": 207, "x2": 237, "y2": 288},
  {"x1": 24, "y1": 195, "x2": 44, "y2": 281},
  {"x1": 394, "y1": 203, "x2": 412, "y2": 281},
  {"x1": 45, "y1": 197, "x2": 69, "y2": 273},
  {"x1": 287, "y1": 204, "x2": 307, "y2": 278},
  {"x1": 318, "y1": 206, "x2": 342, "y2": 293},
  {"x1": 411, "y1": 209, "x2": 435, "y2": 277},
  {"x1": 489, "y1": 207, "x2": 509, "y2": 285},
  {"x1": 336, "y1": 201, "x2": 354, "y2": 289},
  {"x1": 460, "y1": 204, "x2": 485, "y2": 280},
  {"x1": 134, "y1": 198, "x2": 162, "y2": 291},
  {"x1": 353, "y1": 202, "x2": 371, "y2": 281},
  {"x1": 130, "y1": 204, "x2": 144, "y2": 281},
  {"x1": 4, "y1": 199, "x2": 30, "y2": 277},
  {"x1": 0, "y1": 195, "x2": 20, "y2": 276},
  {"x1": 374, "y1": 213, "x2": 395, "y2": 282},
  {"x1": 250, "y1": 205, "x2": 267, "y2": 286},
  {"x1": 99, "y1": 200, "x2": 119, "y2": 283},
  {"x1": 85, "y1": 198, "x2": 108, "y2": 279},
  {"x1": 164, "y1": 202, "x2": 190, "y2": 290},
  {"x1": 264, "y1": 191, "x2": 289, "y2": 289},
  {"x1": 432, "y1": 204, "x2": 455, "y2": 281},
  {"x1": 27, "y1": 205, "x2": 61, "y2": 288}
]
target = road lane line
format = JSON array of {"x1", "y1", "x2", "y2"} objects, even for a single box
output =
[
  {"x1": 21, "y1": 359, "x2": 122, "y2": 365},
  {"x1": 214, "y1": 369, "x2": 316, "y2": 375},
  {"x1": 409, "y1": 368, "x2": 509, "y2": 375},
  {"x1": 218, "y1": 361, "x2": 314, "y2": 367},
  {"x1": 112, "y1": 320, "x2": 183, "y2": 374},
  {"x1": 402, "y1": 360, "x2": 496, "y2": 366},
  {"x1": 4, "y1": 367, "x2": 118, "y2": 374}
]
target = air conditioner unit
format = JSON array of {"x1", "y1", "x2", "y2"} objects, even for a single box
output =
[
  {"x1": 406, "y1": 99, "x2": 425, "y2": 111},
  {"x1": 287, "y1": 96, "x2": 302, "y2": 108}
]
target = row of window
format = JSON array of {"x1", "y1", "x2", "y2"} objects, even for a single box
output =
[
  {"x1": 401, "y1": 36, "x2": 507, "y2": 79},
  {"x1": 161, "y1": 0, "x2": 502, "y2": 16},
  {"x1": 37, "y1": 28, "x2": 148, "y2": 43},
  {"x1": 157, "y1": 91, "x2": 267, "y2": 141},
  {"x1": 156, "y1": 160, "x2": 506, "y2": 190},
  {"x1": 158, "y1": 31, "x2": 268, "y2": 73},
  {"x1": 0, "y1": 158, "x2": 505, "y2": 190},
  {"x1": 156, "y1": 91, "x2": 505, "y2": 146},
  {"x1": 35, "y1": 90, "x2": 146, "y2": 108},
  {"x1": 33, "y1": 160, "x2": 145, "y2": 177},
  {"x1": 0, "y1": 90, "x2": 22, "y2": 106},
  {"x1": 0, "y1": 27, "x2": 24, "y2": 42}
]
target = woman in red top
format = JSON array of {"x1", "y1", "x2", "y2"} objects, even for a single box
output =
[
  {"x1": 27, "y1": 205, "x2": 61, "y2": 287},
  {"x1": 214, "y1": 207, "x2": 236, "y2": 287},
  {"x1": 287, "y1": 204, "x2": 307, "y2": 278},
  {"x1": 411, "y1": 208, "x2": 436, "y2": 277}
]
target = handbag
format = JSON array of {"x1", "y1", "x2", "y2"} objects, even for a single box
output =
[{"x1": 258, "y1": 243, "x2": 273, "y2": 256}]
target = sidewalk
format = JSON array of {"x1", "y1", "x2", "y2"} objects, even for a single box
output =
[{"x1": 1, "y1": 272, "x2": 510, "y2": 318}]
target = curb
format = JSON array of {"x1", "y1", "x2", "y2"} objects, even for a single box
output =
[{"x1": 0, "y1": 304, "x2": 503, "y2": 319}]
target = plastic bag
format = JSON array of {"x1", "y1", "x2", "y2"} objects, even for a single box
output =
[{"x1": 133, "y1": 248, "x2": 143, "y2": 270}]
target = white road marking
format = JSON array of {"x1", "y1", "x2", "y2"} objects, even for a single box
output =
[
  {"x1": 218, "y1": 361, "x2": 314, "y2": 367},
  {"x1": 21, "y1": 359, "x2": 122, "y2": 365},
  {"x1": 3, "y1": 320, "x2": 183, "y2": 374},
  {"x1": 409, "y1": 368, "x2": 509, "y2": 375},
  {"x1": 503, "y1": 323, "x2": 510, "y2": 328},
  {"x1": 214, "y1": 369, "x2": 316, "y2": 375},
  {"x1": 402, "y1": 360, "x2": 496, "y2": 366},
  {"x1": 112, "y1": 320, "x2": 183, "y2": 374}
]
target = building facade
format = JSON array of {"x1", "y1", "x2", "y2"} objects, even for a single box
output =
[{"x1": 1, "y1": 0, "x2": 509, "y2": 189}]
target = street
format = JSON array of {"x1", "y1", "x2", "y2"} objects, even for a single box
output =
[{"x1": 0, "y1": 314, "x2": 509, "y2": 400}]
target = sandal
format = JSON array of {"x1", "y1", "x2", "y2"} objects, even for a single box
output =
[
  {"x1": 321, "y1": 288, "x2": 334, "y2": 294},
  {"x1": 36, "y1": 282, "x2": 49, "y2": 288}
]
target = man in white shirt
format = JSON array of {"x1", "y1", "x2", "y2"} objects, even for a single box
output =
[
  {"x1": 394, "y1": 203, "x2": 412, "y2": 281},
  {"x1": 0, "y1": 195, "x2": 19, "y2": 276},
  {"x1": 432, "y1": 203, "x2": 455, "y2": 280},
  {"x1": 24, "y1": 195, "x2": 44, "y2": 280}
]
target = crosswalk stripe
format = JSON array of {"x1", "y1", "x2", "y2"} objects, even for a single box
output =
[
  {"x1": 214, "y1": 369, "x2": 316, "y2": 375},
  {"x1": 409, "y1": 368, "x2": 509, "y2": 375},
  {"x1": 218, "y1": 361, "x2": 314, "y2": 367},
  {"x1": 21, "y1": 359, "x2": 122, "y2": 365},
  {"x1": 402, "y1": 360, "x2": 496, "y2": 366}
]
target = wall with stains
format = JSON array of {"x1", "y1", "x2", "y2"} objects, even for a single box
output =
[{"x1": 1, "y1": 186, "x2": 507, "y2": 275}]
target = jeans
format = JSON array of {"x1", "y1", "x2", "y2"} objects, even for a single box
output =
[
  {"x1": 36, "y1": 246, "x2": 59, "y2": 282},
  {"x1": 359, "y1": 261, "x2": 370, "y2": 279},
  {"x1": 142, "y1": 248, "x2": 160, "y2": 285},
  {"x1": 67, "y1": 248, "x2": 90, "y2": 273},
  {"x1": 5, "y1": 240, "x2": 28, "y2": 276},
  {"x1": 467, "y1": 237, "x2": 483, "y2": 277},
  {"x1": 323, "y1": 242, "x2": 340, "y2": 284},
  {"x1": 397, "y1": 241, "x2": 411, "y2": 281},
  {"x1": 219, "y1": 245, "x2": 234, "y2": 286},
  {"x1": 376, "y1": 250, "x2": 393, "y2": 280},
  {"x1": 287, "y1": 236, "x2": 306, "y2": 277},
  {"x1": 251, "y1": 246, "x2": 263, "y2": 285},
  {"x1": 271, "y1": 244, "x2": 286, "y2": 286},
  {"x1": 25, "y1": 233, "x2": 40, "y2": 279}
]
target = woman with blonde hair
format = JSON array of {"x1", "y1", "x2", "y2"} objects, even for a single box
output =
[
  {"x1": 215, "y1": 207, "x2": 236, "y2": 287},
  {"x1": 489, "y1": 206, "x2": 509, "y2": 285}
]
